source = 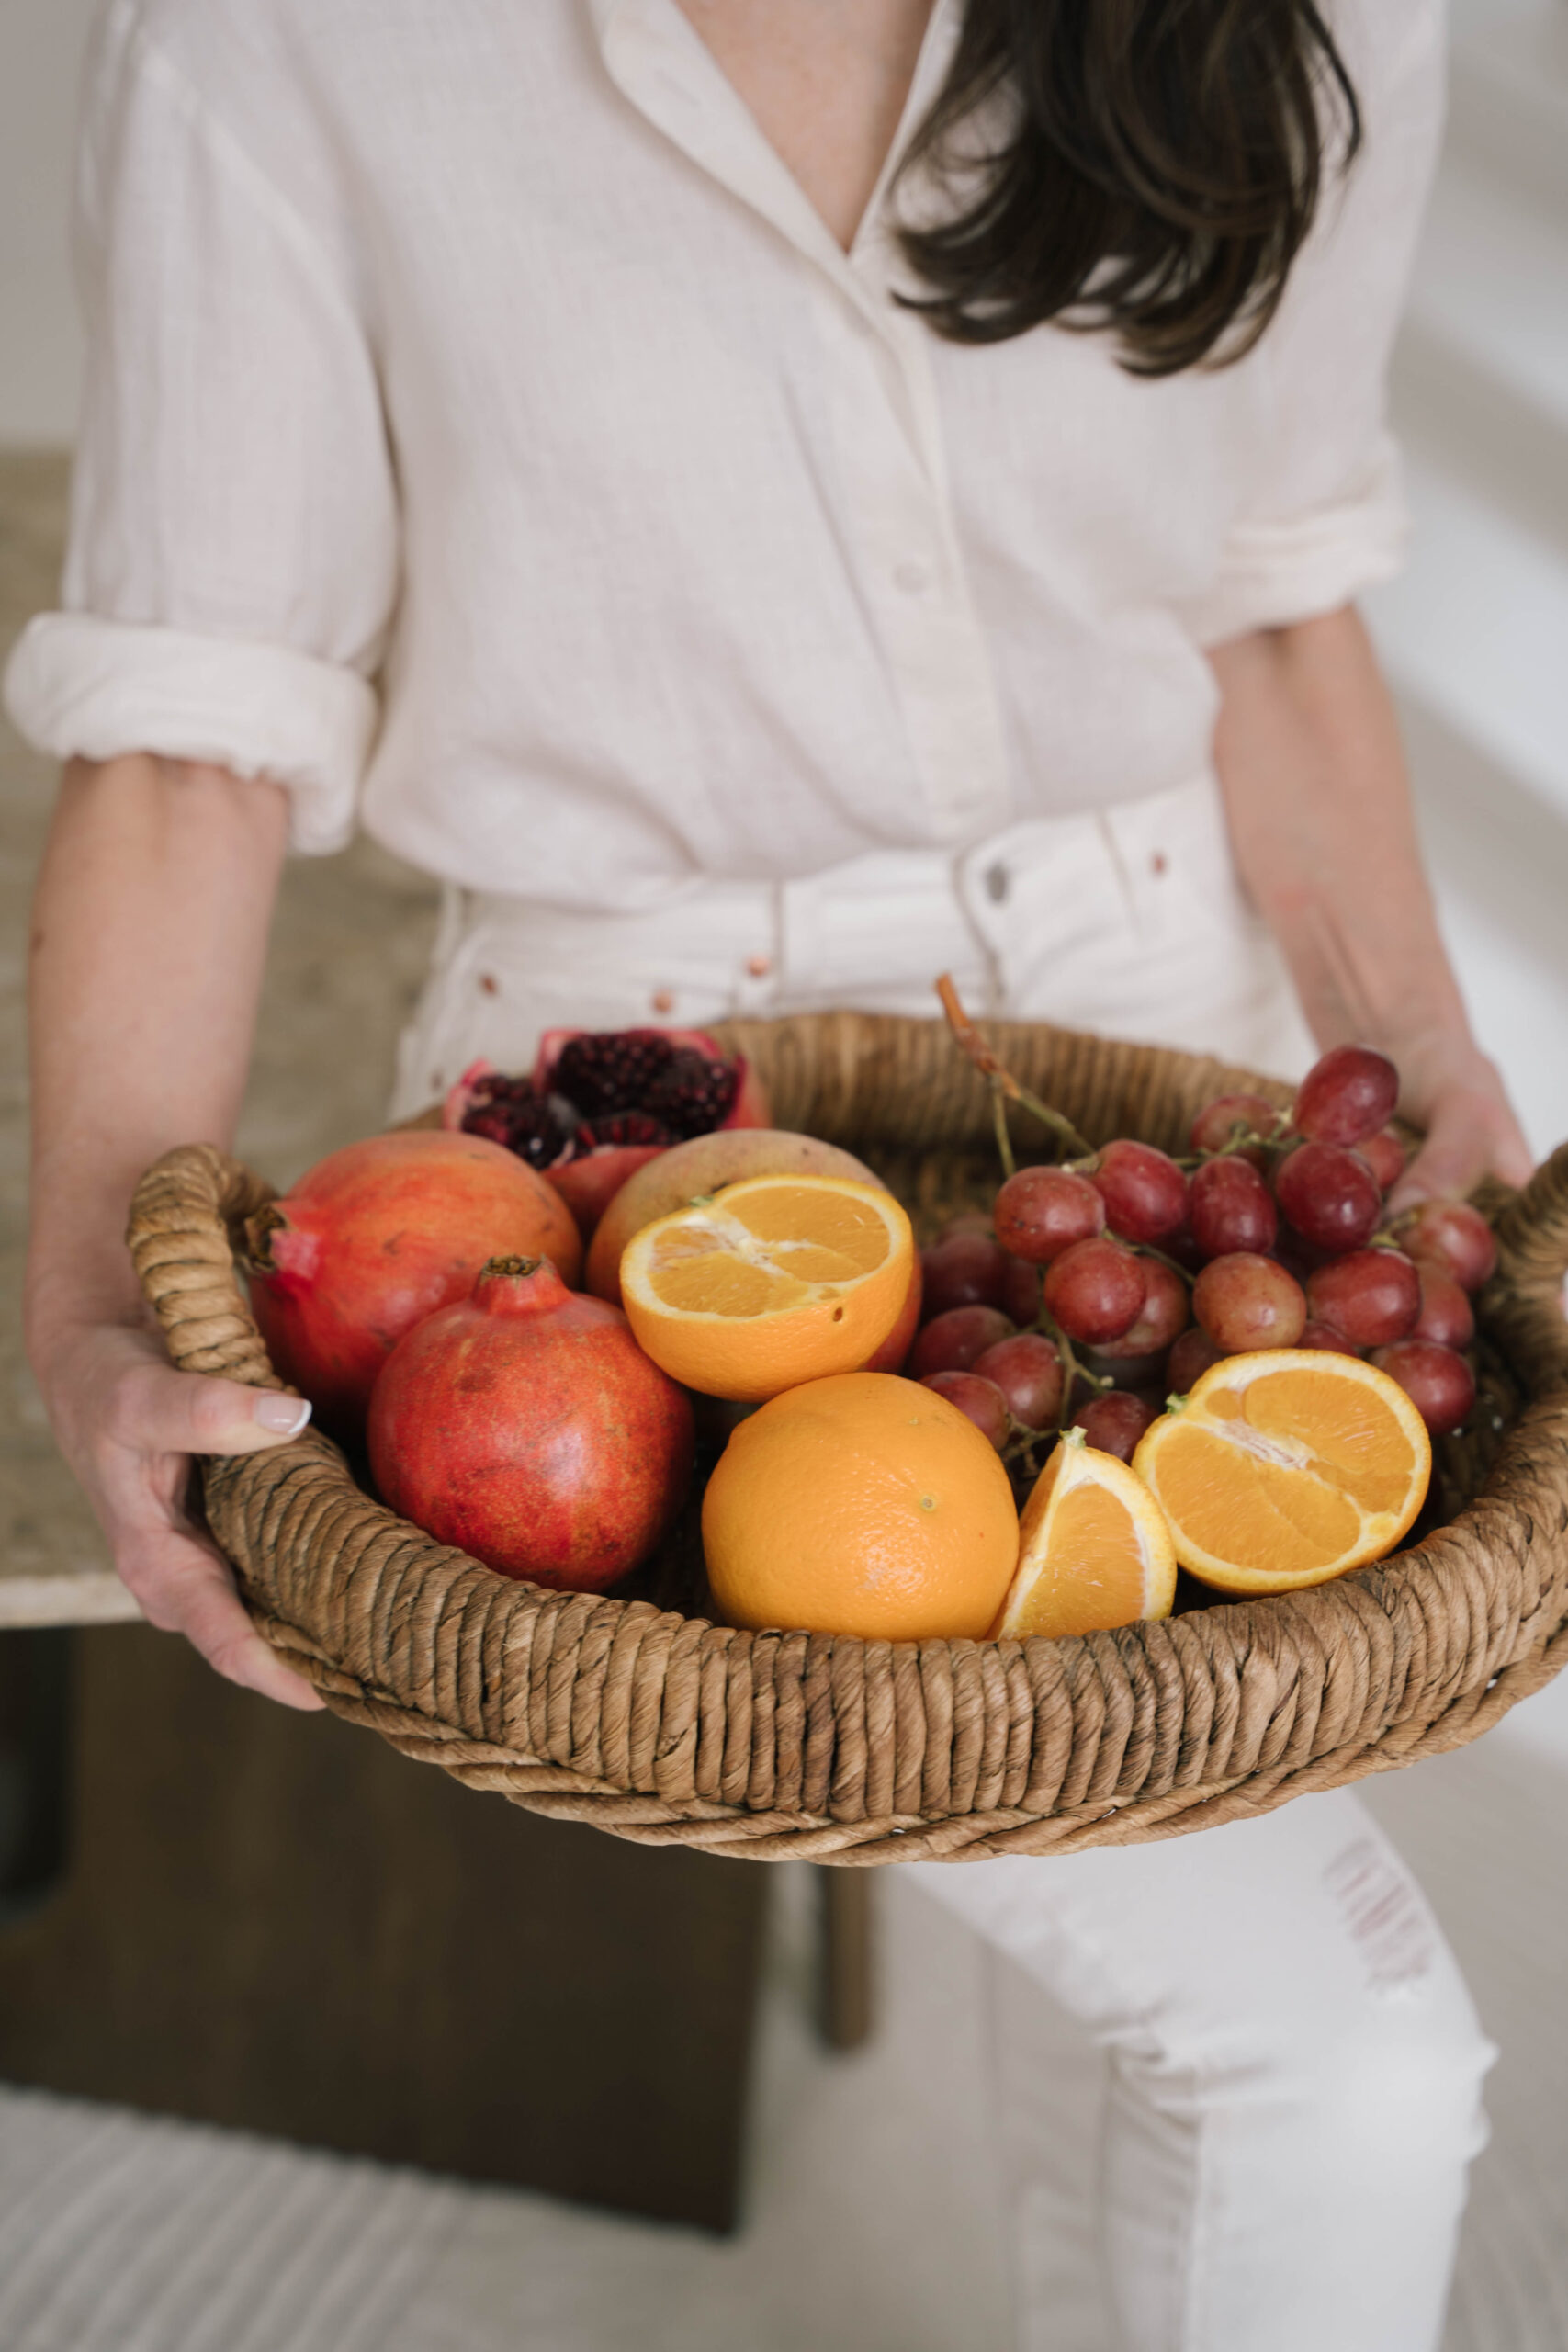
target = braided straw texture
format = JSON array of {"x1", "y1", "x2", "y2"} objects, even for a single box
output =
[{"x1": 127, "y1": 1014, "x2": 1568, "y2": 1863}]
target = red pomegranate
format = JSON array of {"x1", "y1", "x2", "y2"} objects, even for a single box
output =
[
  {"x1": 444, "y1": 1024, "x2": 770, "y2": 1239},
  {"x1": 368, "y1": 1255, "x2": 694, "y2": 1589},
  {"x1": 533, "y1": 1024, "x2": 770, "y2": 1128},
  {"x1": 247, "y1": 1130, "x2": 583, "y2": 1436}
]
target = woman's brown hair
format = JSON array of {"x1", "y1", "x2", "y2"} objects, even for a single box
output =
[{"x1": 897, "y1": 0, "x2": 1360, "y2": 375}]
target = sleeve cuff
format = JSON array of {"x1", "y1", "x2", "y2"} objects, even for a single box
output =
[
  {"x1": 1182, "y1": 440, "x2": 1410, "y2": 648},
  {"x1": 1, "y1": 613, "x2": 378, "y2": 853}
]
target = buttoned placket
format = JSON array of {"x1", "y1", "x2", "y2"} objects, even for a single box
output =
[{"x1": 590, "y1": 0, "x2": 1013, "y2": 860}]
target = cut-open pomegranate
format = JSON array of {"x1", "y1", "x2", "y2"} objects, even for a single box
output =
[{"x1": 443, "y1": 1025, "x2": 769, "y2": 1239}]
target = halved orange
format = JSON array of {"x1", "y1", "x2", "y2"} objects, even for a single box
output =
[
  {"x1": 1132, "y1": 1349, "x2": 1432, "y2": 1595},
  {"x1": 994, "y1": 1427, "x2": 1177, "y2": 1640},
  {"x1": 619, "y1": 1174, "x2": 914, "y2": 1402}
]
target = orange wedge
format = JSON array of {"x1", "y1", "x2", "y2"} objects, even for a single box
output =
[
  {"x1": 994, "y1": 1427, "x2": 1177, "y2": 1641},
  {"x1": 1132, "y1": 1349, "x2": 1431, "y2": 1595},
  {"x1": 619, "y1": 1174, "x2": 914, "y2": 1402}
]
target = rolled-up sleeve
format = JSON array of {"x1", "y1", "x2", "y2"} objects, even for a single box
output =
[
  {"x1": 1, "y1": 0, "x2": 398, "y2": 853},
  {"x1": 1179, "y1": 0, "x2": 1444, "y2": 648}
]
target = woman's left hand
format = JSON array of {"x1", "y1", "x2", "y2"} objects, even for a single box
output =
[
  {"x1": 1384, "y1": 1036, "x2": 1534, "y2": 1212},
  {"x1": 1206, "y1": 610, "x2": 1536, "y2": 1217}
]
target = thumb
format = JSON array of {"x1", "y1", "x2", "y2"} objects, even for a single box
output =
[
  {"x1": 110, "y1": 1359, "x2": 314, "y2": 1457},
  {"x1": 1390, "y1": 1087, "x2": 1531, "y2": 1214}
]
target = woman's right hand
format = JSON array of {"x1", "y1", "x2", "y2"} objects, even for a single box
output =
[
  {"x1": 27, "y1": 752, "x2": 309, "y2": 1704},
  {"x1": 34, "y1": 1315, "x2": 325, "y2": 1711}
]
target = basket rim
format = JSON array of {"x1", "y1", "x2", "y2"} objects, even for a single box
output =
[{"x1": 126, "y1": 1010, "x2": 1568, "y2": 1862}]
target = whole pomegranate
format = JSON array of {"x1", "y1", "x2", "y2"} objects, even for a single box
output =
[
  {"x1": 368, "y1": 1256, "x2": 694, "y2": 1589},
  {"x1": 247, "y1": 1130, "x2": 583, "y2": 1435}
]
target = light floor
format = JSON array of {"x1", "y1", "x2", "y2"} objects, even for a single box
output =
[{"x1": 2, "y1": 1674, "x2": 1567, "y2": 2352}]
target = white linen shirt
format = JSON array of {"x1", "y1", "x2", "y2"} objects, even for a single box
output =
[{"x1": 4, "y1": 0, "x2": 1442, "y2": 910}]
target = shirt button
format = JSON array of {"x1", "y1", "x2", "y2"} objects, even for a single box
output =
[
  {"x1": 651, "y1": 988, "x2": 675, "y2": 1015},
  {"x1": 892, "y1": 557, "x2": 931, "y2": 594},
  {"x1": 746, "y1": 954, "x2": 773, "y2": 978}
]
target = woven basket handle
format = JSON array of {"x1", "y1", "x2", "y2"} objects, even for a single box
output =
[
  {"x1": 126, "y1": 1143, "x2": 285, "y2": 1390},
  {"x1": 1489, "y1": 1139, "x2": 1568, "y2": 1397}
]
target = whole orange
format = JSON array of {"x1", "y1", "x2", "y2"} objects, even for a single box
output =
[{"x1": 702, "y1": 1372, "x2": 1020, "y2": 1641}]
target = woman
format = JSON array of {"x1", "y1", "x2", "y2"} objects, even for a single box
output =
[{"x1": 9, "y1": 2, "x2": 1532, "y2": 2344}]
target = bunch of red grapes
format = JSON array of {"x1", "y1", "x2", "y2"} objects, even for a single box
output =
[{"x1": 912, "y1": 1045, "x2": 1495, "y2": 1464}]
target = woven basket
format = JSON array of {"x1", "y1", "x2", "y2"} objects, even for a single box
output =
[{"x1": 127, "y1": 1012, "x2": 1568, "y2": 1864}]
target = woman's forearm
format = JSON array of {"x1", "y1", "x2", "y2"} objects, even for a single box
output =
[
  {"x1": 27, "y1": 754, "x2": 289, "y2": 1368},
  {"x1": 1209, "y1": 609, "x2": 1461, "y2": 1074},
  {"x1": 1208, "y1": 607, "x2": 1531, "y2": 1194}
]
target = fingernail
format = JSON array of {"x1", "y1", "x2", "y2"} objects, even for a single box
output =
[{"x1": 254, "y1": 1393, "x2": 312, "y2": 1436}]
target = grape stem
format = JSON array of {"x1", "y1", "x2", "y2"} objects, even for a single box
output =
[
  {"x1": 1032, "y1": 1301, "x2": 1112, "y2": 1426},
  {"x1": 1175, "y1": 1116, "x2": 1292, "y2": 1172},
  {"x1": 1134, "y1": 1240, "x2": 1195, "y2": 1289},
  {"x1": 935, "y1": 973, "x2": 1094, "y2": 1162},
  {"x1": 991, "y1": 1083, "x2": 1017, "y2": 1182}
]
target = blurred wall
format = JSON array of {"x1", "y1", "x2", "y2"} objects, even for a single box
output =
[
  {"x1": 0, "y1": 0, "x2": 97, "y2": 443},
  {"x1": 1363, "y1": 0, "x2": 1568, "y2": 1159}
]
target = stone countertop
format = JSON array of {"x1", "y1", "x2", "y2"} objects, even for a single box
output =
[{"x1": 0, "y1": 450, "x2": 441, "y2": 1623}]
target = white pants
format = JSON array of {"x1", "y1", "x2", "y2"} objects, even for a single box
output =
[
  {"x1": 390, "y1": 775, "x2": 1316, "y2": 1115},
  {"x1": 389, "y1": 777, "x2": 1493, "y2": 2350},
  {"x1": 914, "y1": 1794, "x2": 1492, "y2": 2352}
]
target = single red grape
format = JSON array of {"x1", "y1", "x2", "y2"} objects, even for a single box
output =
[
  {"x1": 1370, "y1": 1340, "x2": 1476, "y2": 1436},
  {"x1": 1043, "y1": 1238, "x2": 1147, "y2": 1345},
  {"x1": 1189, "y1": 1091, "x2": 1281, "y2": 1160},
  {"x1": 999, "y1": 1252, "x2": 1042, "y2": 1327},
  {"x1": 1193, "y1": 1252, "x2": 1307, "y2": 1352},
  {"x1": 936, "y1": 1212, "x2": 997, "y2": 1240},
  {"x1": 1305, "y1": 1248, "x2": 1421, "y2": 1349},
  {"x1": 1189, "y1": 1156, "x2": 1278, "y2": 1260},
  {"x1": 1071, "y1": 1390, "x2": 1159, "y2": 1464},
  {"x1": 1410, "y1": 1267, "x2": 1475, "y2": 1351},
  {"x1": 919, "y1": 1369, "x2": 1011, "y2": 1451},
  {"x1": 1393, "y1": 1198, "x2": 1497, "y2": 1293},
  {"x1": 1359, "y1": 1129, "x2": 1407, "y2": 1193},
  {"x1": 994, "y1": 1165, "x2": 1105, "y2": 1264},
  {"x1": 1097, "y1": 1258, "x2": 1190, "y2": 1359},
  {"x1": 973, "y1": 1332, "x2": 1064, "y2": 1430},
  {"x1": 1089, "y1": 1139, "x2": 1189, "y2": 1243},
  {"x1": 919, "y1": 1230, "x2": 1011, "y2": 1318},
  {"x1": 1298, "y1": 1319, "x2": 1362, "y2": 1356},
  {"x1": 1167, "y1": 1326, "x2": 1225, "y2": 1391},
  {"x1": 1292, "y1": 1046, "x2": 1400, "y2": 1148},
  {"x1": 1274, "y1": 1142, "x2": 1382, "y2": 1255},
  {"x1": 909, "y1": 1305, "x2": 1016, "y2": 1379}
]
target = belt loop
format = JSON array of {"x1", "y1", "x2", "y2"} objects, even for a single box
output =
[
  {"x1": 431, "y1": 881, "x2": 472, "y2": 973},
  {"x1": 952, "y1": 845, "x2": 1006, "y2": 1016},
  {"x1": 778, "y1": 872, "x2": 824, "y2": 1005}
]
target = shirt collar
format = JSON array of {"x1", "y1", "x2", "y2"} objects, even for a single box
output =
[{"x1": 587, "y1": 0, "x2": 961, "y2": 330}]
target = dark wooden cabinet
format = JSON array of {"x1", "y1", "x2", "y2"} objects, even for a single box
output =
[{"x1": 0, "y1": 1623, "x2": 768, "y2": 2232}]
